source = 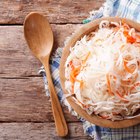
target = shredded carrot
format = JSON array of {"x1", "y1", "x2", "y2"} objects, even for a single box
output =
[
  {"x1": 121, "y1": 73, "x2": 138, "y2": 86},
  {"x1": 121, "y1": 19, "x2": 125, "y2": 25},
  {"x1": 123, "y1": 60, "x2": 135, "y2": 74},
  {"x1": 116, "y1": 91, "x2": 129, "y2": 102},
  {"x1": 106, "y1": 74, "x2": 114, "y2": 96},
  {"x1": 70, "y1": 67, "x2": 80, "y2": 82},
  {"x1": 70, "y1": 66, "x2": 81, "y2": 93},
  {"x1": 123, "y1": 30, "x2": 136, "y2": 43},
  {"x1": 71, "y1": 85, "x2": 74, "y2": 94},
  {"x1": 79, "y1": 80, "x2": 84, "y2": 89},
  {"x1": 130, "y1": 82, "x2": 140, "y2": 91},
  {"x1": 70, "y1": 74, "x2": 75, "y2": 83},
  {"x1": 69, "y1": 61, "x2": 74, "y2": 70},
  {"x1": 120, "y1": 45, "x2": 125, "y2": 51},
  {"x1": 110, "y1": 74, "x2": 117, "y2": 80},
  {"x1": 71, "y1": 79, "x2": 84, "y2": 89},
  {"x1": 71, "y1": 66, "x2": 81, "y2": 77}
]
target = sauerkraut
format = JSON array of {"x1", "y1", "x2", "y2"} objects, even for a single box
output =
[{"x1": 65, "y1": 20, "x2": 140, "y2": 121}]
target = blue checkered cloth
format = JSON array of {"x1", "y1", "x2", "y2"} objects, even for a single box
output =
[{"x1": 39, "y1": 0, "x2": 140, "y2": 139}]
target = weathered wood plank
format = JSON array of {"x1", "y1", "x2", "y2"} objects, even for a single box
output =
[
  {"x1": 0, "y1": 122, "x2": 92, "y2": 140},
  {"x1": 0, "y1": 24, "x2": 80, "y2": 77},
  {"x1": 0, "y1": 0, "x2": 104, "y2": 24},
  {"x1": 0, "y1": 77, "x2": 78, "y2": 122}
]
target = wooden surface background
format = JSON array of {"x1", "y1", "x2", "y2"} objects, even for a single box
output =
[{"x1": 0, "y1": 0, "x2": 104, "y2": 139}]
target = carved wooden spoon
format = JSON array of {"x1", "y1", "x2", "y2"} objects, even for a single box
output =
[{"x1": 24, "y1": 12, "x2": 68, "y2": 137}]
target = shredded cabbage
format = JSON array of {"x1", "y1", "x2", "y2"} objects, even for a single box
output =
[{"x1": 65, "y1": 20, "x2": 140, "y2": 121}]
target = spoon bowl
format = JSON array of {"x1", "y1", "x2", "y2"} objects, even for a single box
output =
[
  {"x1": 24, "y1": 12, "x2": 68, "y2": 137},
  {"x1": 24, "y1": 12, "x2": 53, "y2": 60}
]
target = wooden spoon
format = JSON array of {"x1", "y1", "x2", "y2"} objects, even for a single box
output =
[{"x1": 24, "y1": 12, "x2": 68, "y2": 137}]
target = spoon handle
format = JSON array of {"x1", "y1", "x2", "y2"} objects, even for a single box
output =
[{"x1": 43, "y1": 57, "x2": 68, "y2": 137}]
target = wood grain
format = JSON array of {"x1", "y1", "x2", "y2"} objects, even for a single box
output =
[
  {"x1": 0, "y1": 0, "x2": 104, "y2": 24},
  {"x1": 0, "y1": 24, "x2": 80, "y2": 78},
  {"x1": 0, "y1": 77, "x2": 78, "y2": 122},
  {"x1": 0, "y1": 122, "x2": 92, "y2": 140}
]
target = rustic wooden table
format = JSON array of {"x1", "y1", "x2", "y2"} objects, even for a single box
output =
[{"x1": 0, "y1": 0, "x2": 104, "y2": 139}]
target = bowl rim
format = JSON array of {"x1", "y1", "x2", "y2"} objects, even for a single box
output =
[{"x1": 59, "y1": 17, "x2": 140, "y2": 128}]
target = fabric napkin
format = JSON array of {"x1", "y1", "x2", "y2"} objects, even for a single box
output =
[{"x1": 39, "y1": 0, "x2": 140, "y2": 139}]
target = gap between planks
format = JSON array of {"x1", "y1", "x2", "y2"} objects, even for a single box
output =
[{"x1": 0, "y1": 22, "x2": 82, "y2": 26}]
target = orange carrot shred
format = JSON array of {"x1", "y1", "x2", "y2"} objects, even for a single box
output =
[
  {"x1": 130, "y1": 82, "x2": 140, "y2": 91},
  {"x1": 116, "y1": 91, "x2": 129, "y2": 102},
  {"x1": 106, "y1": 74, "x2": 114, "y2": 96},
  {"x1": 123, "y1": 31, "x2": 136, "y2": 43},
  {"x1": 69, "y1": 61, "x2": 75, "y2": 70},
  {"x1": 123, "y1": 60, "x2": 135, "y2": 74},
  {"x1": 70, "y1": 66, "x2": 81, "y2": 93}
]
